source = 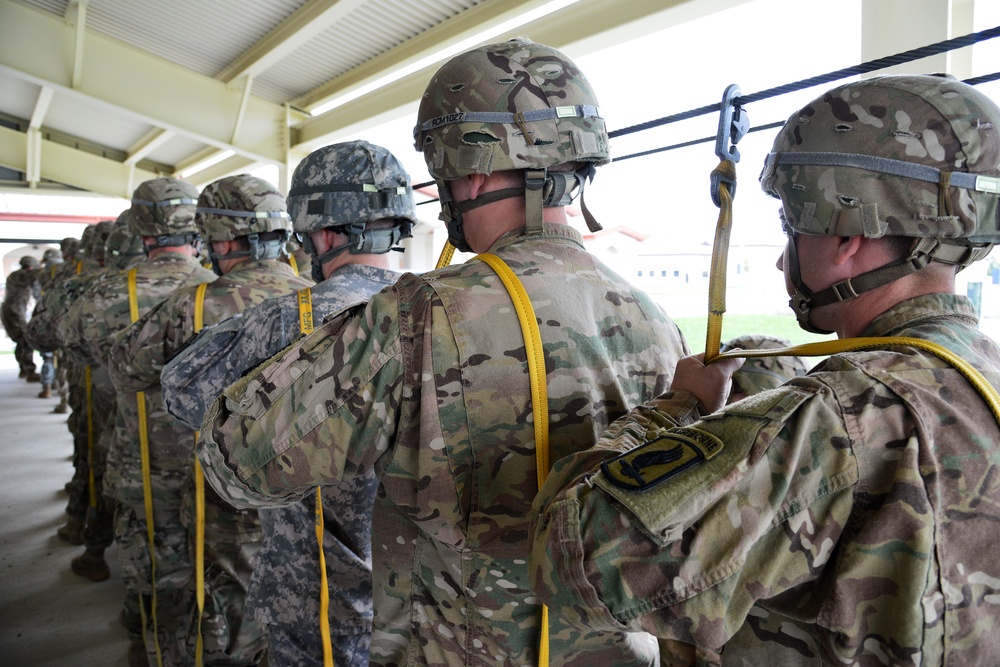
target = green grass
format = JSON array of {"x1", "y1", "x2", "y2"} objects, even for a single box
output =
[{"x1": 673, "y1": 313, "x2": 836, "y2": 351}]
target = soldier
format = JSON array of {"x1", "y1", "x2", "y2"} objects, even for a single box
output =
[
  {"x1": 51, "y1": 219, "x2": 119, "y2": 546},
  {"x1": 61, "y1": 214, "x2": 147, "y2": 583},
  {"x1": 530, "y1": 74, "x2": 1000, "y2": 665},
  {"x1": 160, "y1": 141, "x2": 414, "y2": 667},
  {"x1": 109, "y1": 173, "x2": 312, "y2": 666},
  {"x1": 51, "y1": 236, "x2": 82, "y2": 414},
  {"x1": 36, "y1": 247, "x2": 64, "y2": 399},
  {"x1": 2, "y1": 254, "x2": 41, "y2": 380},
  {"x1": 198, "y1": 39, "x2": 689, "y2": 666},
  {"x1": 69, "y1": 179, "x2": 215, "y2": 667}
]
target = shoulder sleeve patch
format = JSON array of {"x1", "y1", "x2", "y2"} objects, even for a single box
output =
[{"x1": 601, "y1": 427, "x2": 723, "y2": 491}]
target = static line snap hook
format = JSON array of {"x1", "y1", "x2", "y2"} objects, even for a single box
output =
[
  {"x1": 711, "y1": 84, "x2": 749, "y2": 207},
  {"x1": 715, "y1": 84, "x2": 749, "y2": 162}
]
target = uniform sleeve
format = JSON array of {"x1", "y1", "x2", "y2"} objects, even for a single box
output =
[
  {"x1": 530, "y1": 381, "x2": 859, "y2": 648},
  {"x1": 108, "y1": 292, "x2": 193, "y2": 393},
  {"x1": 161, "y1": 301, "x2": 290, "y2": 430},
  {"x1": 198, "y1": 292, "x2": 406, "y2": 509}
]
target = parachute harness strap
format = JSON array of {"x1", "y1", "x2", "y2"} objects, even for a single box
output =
[
  {"x1": 128, "y1": 267, "x2": 164, "y2": 667},
  {"x1": 435, "y1": 241, "x2": 456, "y2": 269},
  {"x1": 193, "y1": 282, "x2": 208, "y2": 667},
  {"x1": 85, "y1": 365, "x2": 96, "y2": 509},
  {"x1": 474, "y1": 252, "x2": 551, "y2": 667},
  {"x1": 705, "y1": 84, "x2": 749, "y2": 363},
  {"x1": 296, "y1": 289, "x2": 334, "y2": 667},
  {"x1": 713, "y1": 337, "x2": 1000, "y2": 427}
]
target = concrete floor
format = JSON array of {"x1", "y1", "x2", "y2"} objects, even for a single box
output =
[{"x1": 0, "y1": 352, "x2": 131, "y2": 667}]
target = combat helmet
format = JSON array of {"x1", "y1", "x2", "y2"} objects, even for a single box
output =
[
  {"x1": 60, "y1": 237, "x2": 80, "y2": 262},
  {"x1": 722, "y1": 334, "x2": 807, "y2": 399},
  {"x1": 413, "y1": 38, "x2": 609, "y2": 252},
  {"x1": 288, "y1": 141, "x2": 416, "y2": 282},
  {"x1": 42, "y1": 248, "x2": 63, "y2": 266},
  {"x1": 19, "y1": 255, "x2": 40, "y2": 269},
  {"x1": 78, "y1": 224, "x2": 100, "y2": 260},
  {"x1": 760, "y1": 74, "x2": 1000, "y2": 333},
  {"x1": 105, "y1": 211, "x2": 146, "y2": 271},
  {"x1": 89, "y1": 219, "x2": 117, "y2": 267},
  {"x1": 195, "y1": 174, "x2": 292, "y2": 275},
  {"x1": 129, "y1": 177, "x2": 201, "y2": 251}
]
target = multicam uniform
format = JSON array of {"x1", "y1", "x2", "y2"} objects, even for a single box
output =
[
  {"x1": 532, "y1": 293, "x2": 1000, "y2": 665},
  {"x1": 161, "y1": 263, "x2": 401, "y2": 667},
  {"x1": 82, "y1": 249, "x2": 216, "y2": 658},
  {"x1": 200, "y1": 223, "x2": 689, "y2": 666},
  {"x1": 41, "y1": 256, "x2": 107, "y2": 534}
]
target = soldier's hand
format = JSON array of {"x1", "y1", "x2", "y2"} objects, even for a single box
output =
[{"x1": 670, "y1": 353, "x2": 745, "y2": 414}]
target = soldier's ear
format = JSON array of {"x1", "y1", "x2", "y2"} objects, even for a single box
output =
[{"x1": 833, "y1": 236, "x2": 864, "y2": 267}]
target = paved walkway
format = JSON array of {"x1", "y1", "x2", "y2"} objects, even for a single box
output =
[{"x1": 0, "y1": 352, "x2": 131, "y2": 667}]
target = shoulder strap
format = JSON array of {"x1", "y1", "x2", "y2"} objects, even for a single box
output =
[
  {"x1": 296, "y1": 286, "x2": 332, "y2": 665},
  {"x1": 127, "y1": 266, "x2": 165, "y2": 667},
  {"x1": 192, "y1": 281, "x2": 209, "y2": 667},
  {"x1": 297, "y1": 288, "x2": 314, "y2": 335},
  {"x1": 474, "y1": 252, "x2": 551, "y2": 667}
]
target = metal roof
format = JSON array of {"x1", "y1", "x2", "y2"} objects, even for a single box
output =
[{"x1": 1, "y1": 0, "x2": 694, "y2": 199}]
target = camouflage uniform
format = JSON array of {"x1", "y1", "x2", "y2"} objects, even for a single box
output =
[
  {"x1": 200, "y1": 222, "x2": 689, "y2": 666},
  {"x1": 55, "y1": 222, "x2": 125, "y2": 540},
  {"x1": 533, "y1": 74, "x2": 1000, "y2": 666},
  {"x1": 164, "y1": 142, "x2": 416, "y2": 667},
  {"x1": 62, "y1": 217, "x2": 148, "y2": 570},
  {"x1": 2, "y1": 257, "x2": 41, "y2": 376},
  {"x1": 532, "y1": 293, "x2": 1000, "y2": 665},
  {"x1": 69, "y1": 179, "x2": 215, "y2": 663},
  {"x1": 110, "y1": 174, "x2": 312, "y2": 666},
  {"x1": 78, "y1": 249, "x2": 215, "y2": 654},
  {"x1": 162, "y1": 264, "x2": 400, "y2": 667}
]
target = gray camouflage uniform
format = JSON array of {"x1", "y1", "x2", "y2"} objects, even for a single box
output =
[{"x1": 162, "y1": 263, "x2": 401, "y2": 667}]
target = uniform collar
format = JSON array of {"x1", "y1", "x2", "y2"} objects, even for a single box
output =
[
  {"x1": 860, "y1": 293, "x2": 979, "y2": 338},
  {"x1": 487, "y1": 222, "x2": 585, "y2": 254}
]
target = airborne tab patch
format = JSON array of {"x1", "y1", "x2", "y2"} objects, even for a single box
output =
[{"x1": 601, "y1": 428, "x2": 724, "y2": 491}]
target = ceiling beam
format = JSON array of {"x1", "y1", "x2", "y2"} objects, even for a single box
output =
[
  {"x1": 293, "y1": 0, "x2": 750, "y2": 150},
  {"x1": 0, "y1": 0, "x2": 289, "y2": 166},
  {"x1": 125, "y1": 128, "x2": 174, "y2": 166},
  {"x1": 0, "y1": 124, "x2": 158, "y2": 199},
  {"x1": 216, "y1": 0, "x2": 367, "y2": 83},
  {"x1": 292, "y1": 0, "x2": 569, "y2": 113}
]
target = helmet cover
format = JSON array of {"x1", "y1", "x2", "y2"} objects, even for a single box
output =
[
  {"x1": 105, "y1": 211, "x2": 146, "y2": 270},
  {"x1": 130, "y1": 177, "x2": 200, "y2": 237},
  {"x1": 723, "y1": 334, "x2": 807, "y2": 396},
  {"x1": 288, "y1": 141, "x2": 417, "y2": 234},
  {"x1": 196, "y1": 174, "x2": 291, "y2": 242},
  {"x1": 761, "y1": 74, "x2": 1000, "y2": 243},
  {"x1": 414, "y1": 38, "x2": 609, "y2": 180}
]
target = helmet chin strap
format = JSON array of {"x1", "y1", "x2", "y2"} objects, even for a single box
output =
[
  {"x1": 438, "y1": 165, "x2": 603, "y2": 252},
  {"x1": 785, "y1": 235, "x2": 833, "y2": 335},
  {"x1": 787, "y1": 234, "x2": 994, "y2": 335},
  {"x1": 300, "y1": 223, "x2": 410, "y2": 282}
]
